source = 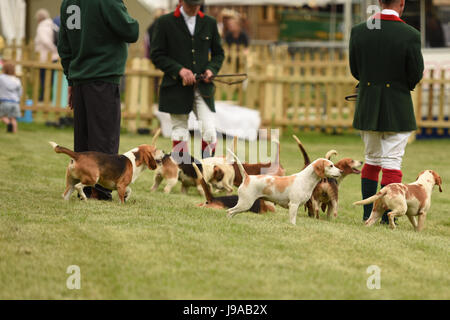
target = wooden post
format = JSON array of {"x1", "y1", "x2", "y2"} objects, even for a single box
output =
[{"x1": 263, "y1": 64, "x2": 276, "y2": 126}]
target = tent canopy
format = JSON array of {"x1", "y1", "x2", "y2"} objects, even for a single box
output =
[
  {"x1": 205, "y1": 0, "x2": 349, "y2": 5},
  {"x1": 0, "y1": 0, "x2": 26, "y2": 43},
  {"x1": 138, "y1": 0, "x2": 351, "y2": 11}
]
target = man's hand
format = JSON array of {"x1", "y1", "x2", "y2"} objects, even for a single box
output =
[
  {"x1": 202, "y1": 69, "x2": 214, "y2": 83},
  {"x1": 68, "y1": 86, "x2": 73, "y2": 110},
  {"x1": 179, "y1": 68, "x2": 196, "y2": 86}
]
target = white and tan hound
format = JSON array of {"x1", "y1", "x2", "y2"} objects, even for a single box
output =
[
  {"x1": 354, "y1": 170, "x2": 442, "y2": 231},
  {"x1": 227, "y1": 150, "x2": 342, "y2": 225}
]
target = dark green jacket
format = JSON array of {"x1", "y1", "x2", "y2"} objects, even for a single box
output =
[
  {"x1": 150, "y1": 8, "x2": 225, "y2": 114},
  {"x1": 58, "y1": 0, "x2": 139, "y2": 86},
  {"x1": 350, "y1": 16, "x2": 424, "y2": 132}
]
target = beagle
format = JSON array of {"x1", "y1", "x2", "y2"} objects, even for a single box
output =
[
  {"x1": 353, "y1": 170, "x2": 442, "y2": 231},
  {"x1": 209, "y1": 139, "x2": 285, "y2": 192},
  {"x1": 227, "y1": 149, "x2": 342, "y2": 225},
  {"x1": 150, "y1": 152, "x2": 228, "y2": 195},
  {"x1": 192, "y1": 163, "x2": 275, "y2": 213},
  {"x1": 151, "y1": 135, "x2": 242, "y2": 195},
  {"x1": 50, "y1": 134, "x2": 163, "y2": 203},
  {"x1": 293, "y1": 135, "x2": 363, "y2": 219}
]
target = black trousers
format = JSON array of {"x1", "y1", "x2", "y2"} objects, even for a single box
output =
[{"x1": 73, "y1": 81, "x2": 121, "y2": 196}]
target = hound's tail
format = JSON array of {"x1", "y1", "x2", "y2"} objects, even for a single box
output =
[
  {"x1": 192, "y1": 162, "x2": 214, "y2": 204},
  {"x1": 292, "y1": 135, "x2": 311, "y2": 167},
  {"x1": 49, "y1": 141, "x2": 79, "y2": 160},
  {"x1": 325, "y1": 150, "x2": 338, "y2": 160},
  {"x1": 353, "y1": 189, "x2": 388, "y2": 206},
  {"x1": 227, "y1": 149, "x2": 248, "y2": 184}
]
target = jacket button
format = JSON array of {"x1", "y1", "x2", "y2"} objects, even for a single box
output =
[
  {"x1": 192, "y1": 49, "x2": 195, "y2": 53},
  {"x1": 386, "y1": 83, "x2": 390, "y2": 88},
  {"x1": 367, "y1": 82, "x2": 370, "y2": 86},
  {"x1": 193, "y1": 61, "x2": 196, "y2": 65}
]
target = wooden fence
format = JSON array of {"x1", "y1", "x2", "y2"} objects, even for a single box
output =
[
  {"x1": 414, "y1": 66, "x2": 450, "y2": 136},
  {"x1": 2, "y1": 42, "x2": 449, "y2": 135}
]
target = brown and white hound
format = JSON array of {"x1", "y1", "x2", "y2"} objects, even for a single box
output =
[
  {"x1": 208, "y1": 138, "x2": 285, "y2": 192},
  {"x1": 50, "y1": 134, "x2": 163, "y2": 203},
  {"x1": 354, "y1": 170, "x2": 442, "y2": 231},
  {"x1": 292, "y1": 135, "x2": 363, "y2": 219}
]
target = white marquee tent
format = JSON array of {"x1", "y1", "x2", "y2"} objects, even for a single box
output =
[
  {"x1": 0, "y1": 0, "x2": 26, "y2": 43},
  {"x1": 205, "y1": 0, "x2": 349, "y2": 5},
  {"x1": 138, "y1": 0, "x2": 352, "y2": 11}
]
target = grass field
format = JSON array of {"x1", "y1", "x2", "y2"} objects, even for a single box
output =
[{"x1": 0, "y1": 123, "x2": 449, "y2": 300}]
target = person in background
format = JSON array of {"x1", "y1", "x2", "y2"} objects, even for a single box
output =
[
  {"x1": 35, "y1": 9, "x2": 59, "y2": 101},
  {"x1": 425, "y1": 6, "x2": 445, "y2": 48},
  {"x1": 53, "y1": 16, "x2": 61, "y2": 46},
  {"x1": 224, "y1": 17, "x2": 249, "y2": 72},
  {"x1": 58, "y1": 0, "x2": 139, "y2": 201},
  {"x1": 0, "y1": 62, "x2": 22, "y2": 133},
  {"x1": 150, "y1": 0, "x2": 224, "y2": 159},
  {"x1": 224, "y1": 17, "x2": 250, "y2": 51},
  {"x1": 349, "y1": 0, "x2": 424, "y2": 224},
  {"x1": 145, "y1": 9, "x2": 167, "y2": 59},
  {"x1": 221, "y1": 9, "x2": 240, "y2": 39}
]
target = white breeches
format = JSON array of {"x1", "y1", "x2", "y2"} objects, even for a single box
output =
[
  {"x1": 360, "y1": 131, "x2": 413, "y2": 170},
  {"x1": 170, "y1": 89, "x2": 217, "y2": 144}
]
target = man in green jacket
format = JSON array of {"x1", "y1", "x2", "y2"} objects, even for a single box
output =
[
  {"x1": 350, "y1": 0, "x2": 424, "y2": 222},
  {"x1": 58, "y1": 0, "x2": 139, "y2": 200},
  {"x1": 150, "y1": 0, "x2": 224, "y2": 160}
]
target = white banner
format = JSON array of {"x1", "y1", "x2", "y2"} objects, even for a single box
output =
[{"x1": 0, "y1": 0, "x2": 26, "y2": 43}]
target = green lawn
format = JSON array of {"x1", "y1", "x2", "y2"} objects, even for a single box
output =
[{"x1": 0, "y1": 123, "x2": 449, "y2": 299}]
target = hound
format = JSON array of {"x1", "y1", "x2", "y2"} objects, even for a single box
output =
[
  {"x1": 227, "y1": 149, "x2": 342, "y2": 225},
  {"x1": 293, "y1": 135, "x2": 363, "y2": 219},
  {"x1": 353, "y1": 170, "x2": 442, "y2": 231},
  {"x1": 192, "y1": 163, "x2": 275, "y2": 213},
  {"x1": 150, "y1": 152, "x2": 230, "y2": 195},
  {"x1": 49, "y1": 130, "x2": 163, "y2": 203},
  {"x1": 209, "y1": 138, "x2": 285, "y2": 191}
]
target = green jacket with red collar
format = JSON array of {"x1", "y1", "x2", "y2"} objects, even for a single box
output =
[
  {"x1": 350, "y1": 13, "x2": 424, "y2": 132},
  {"x1": 150, "y1": 6, "x2": 225, "y2": 114}
]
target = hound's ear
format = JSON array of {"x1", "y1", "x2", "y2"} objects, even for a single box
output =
[
  {"x1": 213, "y1": 166, "x2": 225, "y2": 182},
  {"x1": 313, "y1": 160, "x2": 326, "y2": 179},
  {"x1": 140, "y1": 146, "x2": 157, "y2": 170},
  {"x1": 431, "y1": 170, "x2": 443, "y2": 192}
]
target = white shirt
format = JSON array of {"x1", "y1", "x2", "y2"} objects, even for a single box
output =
[
  {"x1": 180, "y1": 6, "x2": 196, "y2": 36},
  {"x1": 34, "y1": 18, "x2": 59, "y2": 62},
  {"x1": 381, "y1": 9, "x2": 400, "y2": 17},
  {"x1": 0, "y1": 74, "x2": 22, "y2": 103}
]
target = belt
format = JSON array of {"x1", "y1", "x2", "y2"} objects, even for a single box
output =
[
  {"x1": 360, "y1": 81, "x2": 409, "y2": 91},
  {"x1": 0, "y1": 99, "x2": 20, "y2": 104}
]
